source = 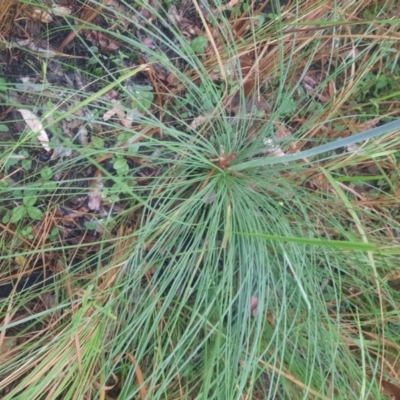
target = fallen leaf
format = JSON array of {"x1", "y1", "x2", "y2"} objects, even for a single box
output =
[
  {"x1": 141, "y1": 37, "x2": 156, "y2": 49},
  {"x1": 105, "y1": 90, "x2": 119, "y2": 100},
  {"x1": 83, "y1": 30, "x2": 120, "y2": 52},
  {"x1": 166, "y1": 72, "x2": 178, "y2": 85},
  {"x1": 88, "y1": 170, "x2": 104, "y2": 211},
  {"x1": 15, "y1": 39, "x2": 56, "y2": 57},
  {"x1": 103, "y1": 107, "x2": 119, "y2": 121},
  {"x1": 167, "y1": 5, "x2": 203, "y2": 38},
  {"x1": 51, "y1": 5, "x2": 71, "y2": 16},
  {"x1": 381, "y1": 379, "x2": 400, "y2": 400},
  {"x1": 354, "y1": 117, "x2": 381, "y2": 131},
  {"x1": 32, "y1": 8, "x2": 53, "y2": 23},
  {"x1": 103, "y1": 102, "x2": 131, "y2": 128},
  {"x1": 17, "y1": 109, "x2": 50, "y2": 151},
  {"x1": 190, "y1": 114, "x2": 209, "y2": 129},
  {"x1": 273, "y1": 122, "x2": 301, "y2": 155},
  {"x1": 273, "y1": 122, "x2": 291, "y2": 140},
  {"x1": 78, "y1": 127, "x2": 89, "y2": 145},
  {"x1": 301, "y1": 71, "x2": 331, "y2": 103},
  {"x1": 140, "y1": 8, "x2": 154, "y2": 22}
]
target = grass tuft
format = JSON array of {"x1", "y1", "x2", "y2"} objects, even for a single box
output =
[{"x1": 0, "y1": 0, "x2": 400, "y2": 398}]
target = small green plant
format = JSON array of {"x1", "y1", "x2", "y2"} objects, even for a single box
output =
[
  {"x1": 0, "y1": 123, "x2": 9, "y2": 132},
  {"x1": 2, "y1": 190, "x2": 43, "y2": 224},
  {"x1": 125, "y1": 84, "x2": 154, "y2": 113},
  {"x1": 190, "y1": 36, "x2": 208, "y2": 54},
  {"x1": 20, "y1": 225, "x2": 34, "y2": 239}
]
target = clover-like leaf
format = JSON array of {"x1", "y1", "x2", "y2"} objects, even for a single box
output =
[
  {"x1": 10, "y1": 206, "x2": 26, "y2": 223},
  {"x1": 27, "y1": 206, "x2": 43, "y2": 220}
]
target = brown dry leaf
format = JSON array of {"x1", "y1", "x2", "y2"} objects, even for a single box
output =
[
  {"x1": 140, "y1": 8, "x2": 154, "y2": 22},
  {"x1": 17, "y1": 109, "x2": 50, "y2": 151},
  {"x1": 103, "y1": 107, "x2": 119, "y2": 121},
  {"x1": 381, "y1": 379, "x2": 400, "y2": 400},
  {"x1": 0, "y1": 337, "x2": 17, "y2": 360},
  {"x1": 354, "y1": 117, "x2": 381, "y2": 132},
  {"x1": 32, "y1": 8, "x2": 53, "y2": 23},
  {"x1": 239, "y1": 54, "x2": 255, "y2": 96},
  {"x1": 166, "y1": 72, "x2": 178, "y2": 86},
  {"x1": 88, "y1": 170, "x2": 104, "y2": 211},
  {"x1": 103, "y1": 102, "x2": 131, "y2": 128},
  {"x1": 116, "y1": 109, "x2": 131, "y2": 128},
  {"x1": 105, "y1": 89, "x2": 119, "y2": 100},
  {"x1": 141, "y1": 37, "x2": 155, "y2": 49},
  {"x1": 301, "y1": 71, "x2": 332, "y2": 102},
  {"x1": 190, "y1": 114, "x2": 209, "y2": 129},
  {"x1": 327, "y1": 79, "x2": 336, "y2": 98},
  {"x1": 304, "y1": 173, "x2": 329, "y2": 192},
  {"x1": 167, "y1": 5, "x2": 202, "y2": 38},
  {"x1": 301, "y1": 74, "x2": 319, "y2": 92},
  {"x1": 83, "y1": 30, "x2": 120, "y2": 52},
  {"x1": 273, "y1": 121, "x2": 291, "y2": 140}
]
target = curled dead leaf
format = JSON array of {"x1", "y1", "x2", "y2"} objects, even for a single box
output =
[{"x1": 17, "y1": 109, "x2": 50, "y2": 151}]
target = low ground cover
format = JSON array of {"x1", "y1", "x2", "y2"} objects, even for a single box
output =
[{"x1": 1, "y1": 0, "x2": 400, "y2": 398}]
